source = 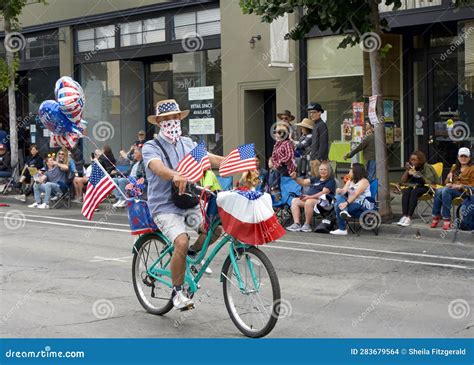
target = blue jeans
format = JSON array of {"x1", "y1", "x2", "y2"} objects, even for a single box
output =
[
  {"x1": 366, "y1": 160, "x2": 376, "y2": 181},
  {"x1": 432, "y1": 187, "x2": 463, "y2": 219},
  {"x1": 335, "y1": 194, "x2": 367, "y2": 230},
  {"x1": 34, "y1": 182, "x2": 61, "y2": 204},
  {"x1": 0, "y1": 171, "x2": 12, "y2": 178},
  {"x1": 113, "y1": 177, "x2": 127, "y2": 201}
]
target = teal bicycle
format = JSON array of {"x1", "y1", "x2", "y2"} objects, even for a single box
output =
[{"x1": 131, "y1": 186, "x2": 281, "y2": 338}]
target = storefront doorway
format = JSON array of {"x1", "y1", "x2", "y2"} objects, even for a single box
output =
[
  {"x1": 147, "y1": 61, "x2": 173, "y2": 137},
  {"x1": 409, "y1": 30, "x2": 473, "y2": 176}
]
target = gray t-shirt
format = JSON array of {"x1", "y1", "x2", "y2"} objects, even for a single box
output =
[
  {"x1": 142, "y1": 135, "x2": 195, "y2": 216},
  {"x1": 45, "y1": 166, "x2": 66, "y2": 184}
]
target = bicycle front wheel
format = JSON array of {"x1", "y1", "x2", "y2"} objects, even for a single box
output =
[
  {"x1": 132, "y1": 236, "x2": 173, "y2": 315},
  {"x1": 222, "y1": 246, "x2": 280, "y2": 338}
]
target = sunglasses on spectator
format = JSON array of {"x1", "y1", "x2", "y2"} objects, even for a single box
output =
[
  {"x1": 58, "y1": 152, "x2": 65, "y2": 155},
  {"x1": 459, "y1": 155, "x2": 469, "y2": 158}
]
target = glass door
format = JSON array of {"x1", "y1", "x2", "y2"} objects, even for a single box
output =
[
  {"x1": 428, "y1": 54, "x2": 460, "y2": 171},
  {"x1": 148, "y1": 61, "x2": 173, "y2": 136}
]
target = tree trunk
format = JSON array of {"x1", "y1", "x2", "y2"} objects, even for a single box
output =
[
  {"x1": 369, "y1": 0, "x2": 392, "y2": 219},
  {"x1": 5, "y1": 18, "x2": 19, "y2": 176}
]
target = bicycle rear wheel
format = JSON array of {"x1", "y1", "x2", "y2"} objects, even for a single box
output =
[
  {"x1": 222, "y1": 246, "x2": 280, "y2": 338},
  {"x1": 132, "y1": 236, "x2": 173, "y2": 315}
]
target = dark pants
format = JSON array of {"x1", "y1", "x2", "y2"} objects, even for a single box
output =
[{"x1": 401, "y1": 186, "x2": 429, "y2": 217}]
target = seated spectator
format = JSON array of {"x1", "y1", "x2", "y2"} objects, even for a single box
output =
[
  {"x1": 28, "y1": 155, "x2": 69, "y2": 209},
  {"x1": 0, "y1": 143, "x2": 12, "y2": 178},
  {"x1": 396, "y1": 151, "x2": 440, "y2": 227},
  {"x1": 431, "y1": 147, "x2": 474, "y2": 230},
  {"x1": 99, "y1": 144, "x2": 117, "y2": 177},
  {"x1": 19, "y1": 144, "x2": 43, "y2": 184},
  {"x1": 113, "y1": 145, "x2": 146, "y2": 208},
  {"x1": 72, "y1": 150, "x2": 101, "y2": 203},
  {"x1": 330, "y1": 163, "x2": 372, "y2": 236},
  {"x1": 117, "y1": 149, "x2": 132, "y2": 168},
  {"x1": 286, "y1": 162, "x2": 336, "y2": 232},
  {"x1": 127, "y1": 130, "x2": 147, "y2": 160}
]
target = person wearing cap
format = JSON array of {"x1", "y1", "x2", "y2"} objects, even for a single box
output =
[
  {"x1": 307, "y1": 102, "x2": 328, "y2": 177},
  {"x1": 344, "y1": 122, "x2": 376, "y2": 181},
  {"x1": 127, "y1": 130, "x2": 147, "y2": 161},
  {"x1": 0, "y1": 143, "x2": 12, "y2": 178},
  {"x1": 142, "y1": 99, "x2": 224, "y2": 310},
  {"x1": 293, "y1": 118, "x2": 313, "y2": 177},
  {"x1": 277, "y1": 110, "x2": 295, "y2": 125},
  {"x1": 431, "y1": 147, "x2": 474, "y2": 230}
]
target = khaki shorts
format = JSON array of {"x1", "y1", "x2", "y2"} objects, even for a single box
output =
[{"x1": 153, "y1": 206, "x2": 203, "y2": 244}]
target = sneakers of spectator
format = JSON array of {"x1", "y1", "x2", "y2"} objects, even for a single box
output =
[
  {"x1": 399, "y1": 217, "x2": 411, "y2": 227},
  {"x1": 71, "y1": 198, "x2": 82, "y2": 204},
  {"x1": 50, "y1": 196, "x2": 59, "y2": 201},
  {"x1": 113, "y1": 199, "x2": 127, "y2": 208},
  {"x1": 300, "y1": 224, "x2": 312, "y2": 232},
  {"x1": 329, "y1": 229, "x2": 348, "y2": 236},
  {"x1": 37, "y1": 203, "x2": 49, "y2": 209},
  {"x1": 340, "y1": 210, "x2": 351, "y2": 220},
  {"x1": 28, "y1": 202, "x2": 38, "y2": 208},
  {"x1": 286, "y1": 223, "x2": 302, "y2": 232}
]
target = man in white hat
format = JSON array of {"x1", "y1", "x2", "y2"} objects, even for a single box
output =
[{"x1": 142, "y1": 99, "x2": 224, "y2": 310}]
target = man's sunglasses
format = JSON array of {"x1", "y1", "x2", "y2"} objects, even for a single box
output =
[{"x1": 459, "y1": 155, "x2": 469, "y2": 158}]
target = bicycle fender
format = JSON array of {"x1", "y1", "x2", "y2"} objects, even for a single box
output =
[{"x1": 131, "y1": 231, "x2": 169, "y2": 254}]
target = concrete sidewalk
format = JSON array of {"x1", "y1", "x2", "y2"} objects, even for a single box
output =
[{"x1": 1, "y1": 191, "x2": 472, "y2": 243}]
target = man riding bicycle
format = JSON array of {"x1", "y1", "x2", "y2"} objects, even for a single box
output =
[{"x1": 142, "y1": 99, "x2": 224, "y2": 310}]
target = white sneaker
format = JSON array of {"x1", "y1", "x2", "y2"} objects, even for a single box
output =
[
  {"x1": 397, "y1": 216, "x2": 407, "y2": 226},
  {"x1": 193, "y1": 260, "x2": 213, "y2": 276},
  {"x1": 37, "y1": 203, "x2": 49, "y2": 209},
  {"x1": 300, "y1": 224, "x2": 312, "y2": 232},
  {"x1": 114, "y1": 200, "x2": 127, "y2": 208},
  {"x1": 28, "y1": 202, "x2": 38, "y2": 208},
  {"x1": 286, "y1": 223, "x2": 302, "y2": 232},
  {"x1": 330, "y1": 229, "x2": 348, "y2": 236},
  {"x1": 172, "y1": 289, "x2": 194, "y2": 310},
  {"x1": 399, "y1": 217, "x2": 411, "y2": 227},
  {"x1": 340, "y1": 210, "x2": 352, "y2": 219}
]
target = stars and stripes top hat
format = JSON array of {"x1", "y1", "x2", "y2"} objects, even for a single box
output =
[{"x1": 147, "y1": 99, "x2": 190, "y2": 124}]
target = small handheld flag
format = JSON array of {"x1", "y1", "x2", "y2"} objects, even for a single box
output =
[
  {"x1": 176, "y1": 141, "x2": 211, "y2": 182},
  {"x1": 219, "y1": 143, "x2": 257, "y2": 177}
]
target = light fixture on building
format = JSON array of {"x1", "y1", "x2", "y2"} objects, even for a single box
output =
[{"x1": 249, "y1": 35, "x2": 261, "y2": 49}]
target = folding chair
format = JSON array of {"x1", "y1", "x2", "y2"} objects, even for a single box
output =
[
  {"x1": 50, "y1": 183, "x2": 72, "y2": 209},
  {"x1": 217, "y1": 176, "x2": 233, "y2": 191},
  {"x1": 0, "y1": 165, "x2": 19, "y2": 195},
  {"x1": 346, "y1": 178, "x2": 380, "y2": 236},
  {"x1": 272, "y1": 176, "x2": 301, "y2": 227},
  {"x1": 415, "y1": 162, "x2": 443, "y2": 223}
]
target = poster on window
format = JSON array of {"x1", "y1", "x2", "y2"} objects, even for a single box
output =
[
  {"x1": 188, "y1": 86, "x2": 215, "y2": 135},
  {"x1": 352, "y1": 102, "x2": 364, "y2": 126},
  {"x1": 384, "y1": 100, "x2": 394, "y2": 122}
]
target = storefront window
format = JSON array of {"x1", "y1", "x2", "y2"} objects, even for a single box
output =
[
  {"x1": 120, "y1": 17, "x2": 166, "y2": 47},
  {"x1": 172, "y1": 49, "x2": 223, "y2": 155},
  {"x1": 80, "y1": 61, "x2": 145, "y2": 159},
  {"x1": 307, "y1": 36, "x2": 364, "y2": 166},
  {"x1": 173, "y1": 8, "x2": 220, "y2": 39},
  {"x1": 77, "y1": 25, "x2": 116, "y2": 53}
]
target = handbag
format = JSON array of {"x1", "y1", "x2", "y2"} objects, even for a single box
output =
[{"x1": 153, "y1": 138, "x2": 199, "y2": 209}]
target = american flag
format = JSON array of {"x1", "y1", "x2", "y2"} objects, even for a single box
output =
[
  {"x1": 219, "y1": 144, "x2": 257, "y2": 177},
  {"x1": 176, "y1": 142, "x2": 211, "y2": 182},
  {"x1": 82, "y1": 161, "x2": 116, "y2": 220}
]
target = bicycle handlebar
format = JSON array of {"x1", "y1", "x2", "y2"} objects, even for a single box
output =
[{"x1": 189, "y1": 183, "x2": 217, "y2": 197}]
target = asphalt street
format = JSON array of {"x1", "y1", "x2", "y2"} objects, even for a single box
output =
[{"x1": 1, "y1": 201, "x2": 473, "y2": 338}]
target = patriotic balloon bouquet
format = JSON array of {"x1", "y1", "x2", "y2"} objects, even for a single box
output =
[
  {"x1": 217, "y1": 144, "x2": 285, "y2": 245},
  {"x1": 39, "y1": 76, "x2": 87, "y2": 149}
]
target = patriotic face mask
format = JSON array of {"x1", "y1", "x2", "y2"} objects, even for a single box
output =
[{"x1": 159, "y1": 119, "x2": 182, "y2": 144}]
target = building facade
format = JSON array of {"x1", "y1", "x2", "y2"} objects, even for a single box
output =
[{"x1": 1, "y1": 0, "x2": 473, "y2": 176}]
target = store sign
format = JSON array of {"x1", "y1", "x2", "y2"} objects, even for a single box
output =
[{"x1": 188, "y1": 86, "x2": 215, "y2": 135}]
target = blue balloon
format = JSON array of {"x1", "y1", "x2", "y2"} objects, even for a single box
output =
[{"x1": 39, "y1": 100, "x2": 83, "y2": 136}]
